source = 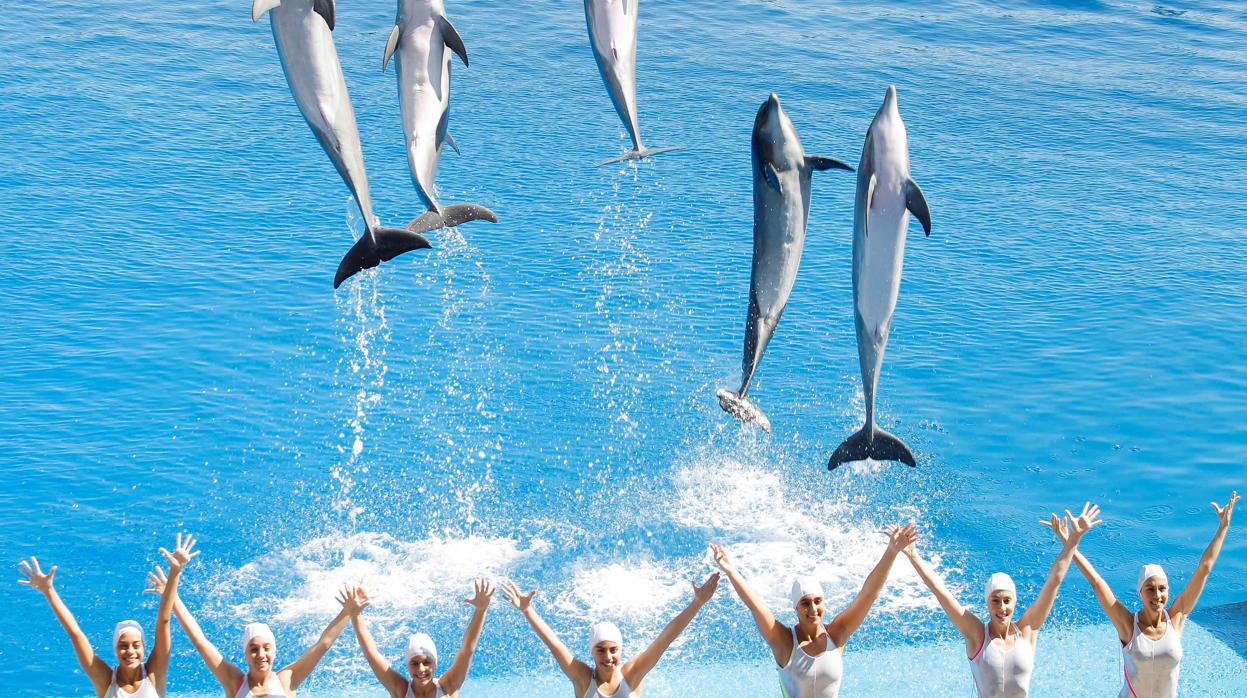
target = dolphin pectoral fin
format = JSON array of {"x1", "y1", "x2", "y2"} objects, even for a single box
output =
[
  {"x1": 595, "y1": 145, "x2": 685, "y2": 167},
  {"x1": 440, "y1": 203, "x2": 499, "y2": 227},
  {"x1": 313, "y1": 0, "x2": 335, "y2": 30},
  {"x1": 445, "y1": 131, "x2": 461, "y2": 155},
  {"x1": 334, "y1": 227, "x2": 432, "y2": 289},
  {"x1": 437, "y1": 15, "x2": 469, "y2": 67},
  {"x1": 251, "y1": 0, "x2": 280, "y2": 22},
  {"x1": 864, "y1": 173, "x2": 877, "y2": 239},
  {"x1": 716, "y1": 389, "x2": 772, "y2": 434},
  {"x1": 828, "y1": 426, "x2": 916, "y2": 470},
  {"x1": 383, "y1": 25, "x2": 401, "y2": 72},
  {"x1": 806, "y1": 155, "x2": 854, "y2": 172},
  {"x1": 764, "y1": 162, "x2": 782, "y2": 192},
  {"x1": 904, "y1": 177, "x2": 932, "y2": 236}
]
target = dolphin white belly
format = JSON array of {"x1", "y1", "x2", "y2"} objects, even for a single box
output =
[{"x1": 828, "y1": 85, "x2": 932, "y2": 470}]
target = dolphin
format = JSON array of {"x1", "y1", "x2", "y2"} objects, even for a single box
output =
[
  {"x1": 383, "y1": 0, "x2": 498, "y2": 230},
  {"x1": 584, "y1": 0, "x2": 682, "y2": 166},
  {"x1": 251, "y1": 0, "x2": 432, "y2": 289},
  {"x1": 717, "y1": 94, "x2": 853, "y2": 433},
  {"x1": 827, "y1": 85, "x2": 932, "y2": 470}
]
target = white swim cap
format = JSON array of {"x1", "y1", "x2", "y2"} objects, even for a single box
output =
[
  {"x1": 113, "y1": 620, "x2": 144, "y2": 647},
  {"x1": 984, "y1": 573, "x2": 1016, "y2": 604},
  {"x1": 242, "y1": 622, "x2": 276, "y2": 652},
  {"x1": 405, "y1": 633, "x2": 438, "y2": 667},
  {"x1": 790, "y1": 575, "x2": 824, "y2": 608},
  {"x1": 1137, "y1": 564, "x2": 1168, "y2": 592},
  {"x1": 589, "y1": 621, "x2": 623, "y2": 655}
]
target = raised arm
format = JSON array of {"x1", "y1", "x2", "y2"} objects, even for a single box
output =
[
  {"x1": 146, "y1": 533, "x2": 201, "y2": 694},
  {"x1": 1021, "y1": 503, "x2": 1102, "y2": 632},
  {"x1": 282, "y1": 585, "x2": 357, "y2": 689},
  {"x1": 710, "y1": 544, "x2": 790, "y2": 665},
  {"x1": 147, "y1": 568, "x2": 241, "y2": 691},
  {"x1": 18, "y1": 558, "x2": 112, "y2": 692},
  {"x1": 344, "y1": 588, "x2": 407, "y2": 697},
  {"x1": 1171, "y1": 491, "x2": 1238, "y2": 618},
  {"x1": 500, "y1": 581, "x2": 590, "y2": 685},
  {"x1": 440, "y1": 579, "x2": 493, "y2": 694},
  {"x1": 900, "y1": 535, "x2": 983, "y2": 656},
  {"x1": 1070, "y1": 549, "x2": 1133, "y2": 644},
  {"x1": 625, "y1": 572, "x2": 718, "y2": 687},
  {"x1": 829, "y1": 524, "x2": 916, "y2": 648}
]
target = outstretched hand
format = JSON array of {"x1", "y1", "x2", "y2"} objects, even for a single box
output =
[
  {"x1": 159, "y1": 532, "x2": 201, "y2": 576},
  {"x1": 145, "y1": 566, "x2": 168, "y2": 596},
  {"x1": 500, "y1": 580, "x2": 536, "y2": 612},
  {"x1": 1042, "y1": 502, "x2": 1102, "y2": 546},
  {"x1": 692, "y1": 571, "x2": 720, "y2": 605},
  {"x1": 1213, "y1": 491, "x2": 1239, "y2": 529},
  {"x1": 465, "y1": 578, "x2": 494, "y2": 611},
  {"x1": 336, "y1": 584, "x2": 369, "y2": 617},
  {"x1": 17, "y1": 557, "x2": 56, "y2": 594},
  {"x1": 886, "y1": 524, "x2": 919, "y2": 555},
  {"x1": 709, "y1": 544, "x2": 735, "y2": 574}
]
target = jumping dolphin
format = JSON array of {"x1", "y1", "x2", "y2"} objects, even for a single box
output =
[
  {"x1": 827, "y1": 85, "x2": 932, "y2": 470},
  {"x1": 251, "y1": 0, "x2": 431, "y2": 289},
  {"x1": 717, "y1": 94, "x2": 853, "y2": 433},
  {"x1": 383, "y1": 0, "x2": 497, "y2": 230},
  {"x1": 584, "y1": 0, "x2": 682, "y2": 166}
]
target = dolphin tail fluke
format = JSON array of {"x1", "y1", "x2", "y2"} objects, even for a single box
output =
[
  {"x1": 827, "y1": 426, "x2": 916, "y2": 470},
  {"x1": 595, "y1": 145, "x2": 686, "y2": 167},
  {"x1": 334, "y1": 227, "x2": 432, "y2": 289},
  {"x1": 407, "y1": 204, "x2": 498, "y2": 232},
  {"x1": 716, "y1": 389, "x2": 772, "y2": 434}
]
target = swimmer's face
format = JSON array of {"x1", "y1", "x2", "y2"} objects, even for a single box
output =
[
  {"x1": 408, "y1": 655, "x2": 435, "y2": 684},
  {"x1": 988, "y1": 590, "x2": 1015, "y2": 623},
  {"x1": 1139, "y1": 577, "x2": 1168, "y2": 612},
  {"x1": 245, "y1": 638, "x2": 276, "y2": 674},
  {"x1": 795, "y1": 594, "x2": 825, "y2": 625},
  {"x1": 115, "y1": 631, "x2": 144, "y2": 667},
  {"x1": 592, "y1": 641, "x2": 621, "y2": 671}
]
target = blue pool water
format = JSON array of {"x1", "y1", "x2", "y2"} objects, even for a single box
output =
[{"x1": 1, "y1": 0, "x2": 1245, "y2": 695}]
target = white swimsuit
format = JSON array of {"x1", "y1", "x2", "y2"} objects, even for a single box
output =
[
  {"x1": 968, "y1": 622, "x2": 1034, "y2": 698},
  {"x1": 406, "y1": 685, "x2": 446, "y2": 698},
  {"x1": 1119, "y1": 610, "x2": 1182, "y2": 698},
  {"x1": 234, "y1": 678, "x2": 290, "y2": 698},
  {"x1": 106, "y1": 667, "x2": 160, "y2": 698},
  {"x1": 778, "y1": 626, "x2": 844, "y2": 698},
  {"x1": 584, "y1": 669, "x2": 635, "y2": 698}
]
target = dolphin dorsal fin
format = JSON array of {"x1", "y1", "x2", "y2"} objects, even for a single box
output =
[
  {"x1": 383, "y1": 25, "x2": 401, "y2": 72},
  {"x1": 251, "y1": 0, "x2": 281, "y2": 22},
  {"x1": 805, "y1": 155, "x2": 854, "y2": 172},
  {"x1": 437, "y1": 15, "x2": 469, "y2": 67},
  {"x1": 904, "y1": 177, "x2": 932, "y2": 236},
  {"x1": 313, "y1": 0, "x2": 335, "y2": 30}
]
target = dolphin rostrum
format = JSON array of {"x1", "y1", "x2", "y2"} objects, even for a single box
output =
[
  {"x1": 584, "y1": 0, "x2": 682, "y2": 166},
  {"x1": 251, "y1": 0, "x2": 432, "y2": 289},
  {"x1": 383, "y1": 0, "x2": 497, "y2": 231},
  {"x1": 828, "y1": 85, "x2": 932, "y2": 470},
  {"x1": 717, "y1": 94, "x2": 853, "y2": 433}
]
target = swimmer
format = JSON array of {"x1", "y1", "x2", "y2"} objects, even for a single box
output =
[
  {"x1": 346, "y1": 578, "x2": 494, "y2": 698},
  {"x1": 17, "y1": 532, "x2": 199, "y2": 698},
  {"x1": 148, "y1": 557, "x2": 363, "y2": 698},
  {"x1": 711, "y1": 524, "x2": 916, "y2": 698},
  {"x1": 902, "y1": 503, "x2": 1102, "y2": 698},
  {"x1": 500, "y1": 571, "x2": 720, "y2": 697},
  {"x1": 1070, "y1": 491, "x2": 1238, "y2": 698}
]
